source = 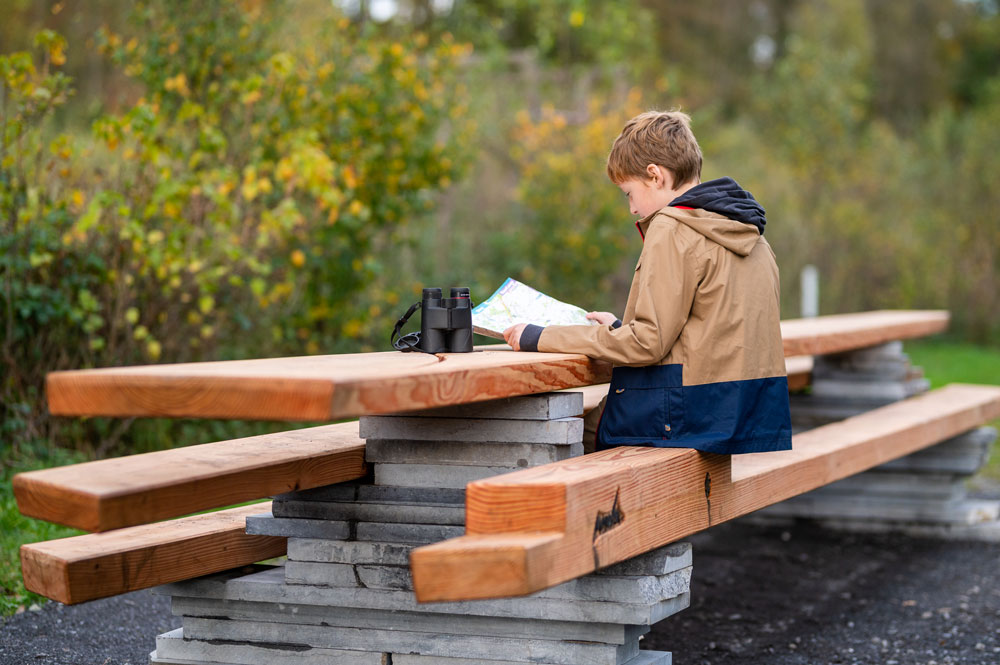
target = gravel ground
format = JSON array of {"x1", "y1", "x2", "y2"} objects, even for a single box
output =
[{"x1": 2, "y1": 520, "x2": 999, "y2": 665}]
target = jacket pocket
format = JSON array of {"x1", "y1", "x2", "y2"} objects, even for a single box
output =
[{"x1": 598, "y1": 364, "x2": 683, "y2": 445}]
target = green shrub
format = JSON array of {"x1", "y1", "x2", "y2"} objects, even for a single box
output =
[{"x1": 1, "y1": 3, "x2": 472, "y2": 452}]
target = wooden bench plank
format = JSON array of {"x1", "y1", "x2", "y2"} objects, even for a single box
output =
[
  {"x1": 13, "y1": 422, "x2": 366, "y2": 532},
  {"x1": 780, "y1": 310, "x2": 948, "y2": 356},
  {"x1": 410, "y1": 384, "x2": 1000, "y2": 602},
  {"x1": 20, "y1": 503, "x2": 284, "y2": 605},
  {"x1": 45, "y1": 311, "x2": 947, "y2": 422}
]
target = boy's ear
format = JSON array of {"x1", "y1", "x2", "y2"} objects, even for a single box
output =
[{"x1": 646, "y1": 164, "x2": 672, "y2": 188}]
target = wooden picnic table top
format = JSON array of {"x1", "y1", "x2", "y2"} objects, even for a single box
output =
[{"x1": 46, "y1": 309, "x2": 948, "y2": 422}]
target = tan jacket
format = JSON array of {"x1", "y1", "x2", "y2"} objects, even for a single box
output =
[{"x1": 532, "y1": 205, "x2": 791, "y2": 454}]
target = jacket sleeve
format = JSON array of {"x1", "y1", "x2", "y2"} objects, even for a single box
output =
[{"x1": 535, "y1": 220, "x2": 702, "y2": 366}]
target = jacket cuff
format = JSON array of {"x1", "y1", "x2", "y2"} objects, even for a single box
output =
[
  {"x1": 612, "y1": 319, "x2": 623, "y2": 329},
  {"x1": 519, "y1": 324, "x2": 544, "y2": 352}
]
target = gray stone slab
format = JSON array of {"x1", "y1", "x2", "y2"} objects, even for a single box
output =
[
  {"x1": 808, "y1": 377, "x2": 929, "y2": 402},
  {"x1": 284, "y1": 560, "x2": 358, "y2": 587},
  {"x1": 392, "y1": 652, "x2": 671, "y2": 665},
  {"x1": 596, "y1": 543, "x2": 692, "y2": 577},
  {"x1": 279, "y1": 484, "x2": 466, "y2": 505},
  {"x1": 625, "y1": 652, "x2": 672, "y2": 665},
  {"x1": 817, "y1": 341, "x2": 905, "y2": 365},
  {"x1": 365, "y1": 438, "x2": 584, "y2": 467},
  {"x1": 760, "y1": 496, "x2": 1000, "y2": 525},
  {"x1": 282, "y1": 562, "x2": 689, "y2": 603},
  {"x1": 245, "y1": 514, "x2": 352, "y2": 539},
  {"x1": 157, "y1": 567, "x2": 691, "y2": 625},
  {"x1": 394, "y1": 392, "x2": 585, "y2": 421},
  {"x1": 357, "y1": 564, "x2": 411, "y2": 590},
  {"x1": 537, "y1": 569, "x2": 691, "y2": 605},
  {"x1": 288, "y1": 539, "x2": 414, "y2": 566},
  {"x1": 812, "y1": 362, "x2": 912, "y2": 382},
  {"x1": 182, "y1": 616, "x2": 632, "y2": 665},
  {"x1": 170, "y1": 596, "x2": 628, "y2": 644},
  {"x1": 359, "y1": 416, "x2": 583, "y2": 444},
  {"x1": 273, "y1": 498, "x2": 466, "y2": 525},
  {"x1": 355, "y1": 521, "x2": 464, "y2": 544},
  {"x1": 876, "y1": 427, "x2": 996, "y2": 474},
  {"x1": 374, "y1": 462, "x2": 519, "y2": 489},
  {"x1": 818, "y1": 472, "x2": 966, "y2": 501},
  {"x1": 153, "y1": 628, "x2": 383, "y2": 665}
]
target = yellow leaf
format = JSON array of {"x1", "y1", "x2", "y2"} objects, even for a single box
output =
[{"x1": 290, "y1": 249, "x2": 306, "y2": 267}]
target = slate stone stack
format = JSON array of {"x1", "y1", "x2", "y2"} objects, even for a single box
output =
[
  {"x1": 150, "y1": 392, "x2": 686, "y2": 665},
  {"x1": 762, "y1": 342, "x2": 1000, "y2": 535},
  {"x1": 789, "y1": 341, "x2": 930, "y2": 431}
]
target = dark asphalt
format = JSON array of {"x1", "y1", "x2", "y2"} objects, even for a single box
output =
[{"x1": 2, "y1": 520, "x2": 999, "y2": 665}]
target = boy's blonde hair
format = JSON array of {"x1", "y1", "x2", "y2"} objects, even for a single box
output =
[{"x1": 606, "y1": 111, "x2": 702, "y2": 188}]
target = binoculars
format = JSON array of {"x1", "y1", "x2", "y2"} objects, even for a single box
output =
[
  {"x1": 392, "y1": 287, "x2": 474, "y2": 354},
  {"x1": 418, "y1": 287, "x2": 473, "y2": 354}
]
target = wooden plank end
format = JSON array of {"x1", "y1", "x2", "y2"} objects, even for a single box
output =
[{"x1": 411, "y1": 532, "x2": 562, "y2": 603}]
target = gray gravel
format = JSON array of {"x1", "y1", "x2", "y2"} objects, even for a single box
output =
[{"x1": 2, "y1": 520, "x2": 999, "y2": 665}]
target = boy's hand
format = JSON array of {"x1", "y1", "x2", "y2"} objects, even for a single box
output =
[
  {"x1": 586, "y1": 311, "x2": 618, "y2": 326},
  {"x1": 503, "y1": 323, "x2": 527, "y2": 351}
]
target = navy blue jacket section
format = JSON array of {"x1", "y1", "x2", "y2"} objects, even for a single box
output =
[
  {"x1": 670, "y1": 177, "x2": 767, "y2": 235},
  {"x1": 596, "y1": 364, "x2": 792, "y2": 455},
  {"x1": 520, "y1": 324, "x2": 544, "y2": 352}
]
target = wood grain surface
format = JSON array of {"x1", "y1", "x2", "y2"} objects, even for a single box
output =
[
  {"x1": 13, "y1": 422, "x2": 366, "y2": 532},
  {"x1": 410, "y1": 383, "x2": 1000, "y2": 602},
  {"x1": 20, "y1": 503, "x2": 285, "y2": 605},
  {"x1": 779, "y1": 310, "x2": 948, "y2": 357},
  {"x1": 46, "y1": 310, "x2": 945, "y2": 421}
]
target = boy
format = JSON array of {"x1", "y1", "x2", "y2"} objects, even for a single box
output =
[{"x1": 504, "y1": 111, "x2": 792, "y2": 455}]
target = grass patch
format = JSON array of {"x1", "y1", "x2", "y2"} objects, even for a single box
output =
[
  {"x1": 1, "y1": 443, "x2": 86, "y2": 616},
  {"x1": 905, "y1": 339, "x2": 1000, "y2": 482}
]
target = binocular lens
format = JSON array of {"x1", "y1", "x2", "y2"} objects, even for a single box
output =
[
  {"x1": 423, "y1": 287, "x2": 443, "y2": 299},
  {"x1": 450, "y1": 287, "x2": 470, "y2": 298}
]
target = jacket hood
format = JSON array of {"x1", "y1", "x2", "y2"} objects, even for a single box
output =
[{"x1": 670, "y1": 177, "x2": 766, "y2": 235}]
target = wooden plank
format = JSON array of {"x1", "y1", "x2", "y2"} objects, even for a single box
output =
[
  {"x1": 46, "y1": 311, "x2": 946, "y2": 422},
  {"x1": 780, "y1": 310, "x2": 948, "y2": 357},
  {"x1": 47, "y1": 348, "x2": 611, "y2": 421},
  {"x1": 12, "y1": 422, "x2": 367, "y2": 532},
  {"x1": 20, "y1": 503, "x2": 285, "y2": 605},
  {"x1": 410, "y1": 384, "x2": 1000, "y2": 602}
]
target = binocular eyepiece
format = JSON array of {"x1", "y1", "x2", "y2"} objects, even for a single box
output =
[{"x1": 418, "y1": 287, "x2": 473, "y2": 354}]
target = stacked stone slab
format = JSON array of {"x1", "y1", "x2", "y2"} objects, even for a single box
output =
[
  {"x1": 150, "y1": 392, "x2": 684, "y2": 665},
  {"x1": 757, "y1": 341, "x2": 1000, "y2": 533}
]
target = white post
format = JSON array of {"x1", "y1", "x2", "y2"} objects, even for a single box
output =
[{"x1": 801, "y1": 264, "x2": 819, "y2": 318}]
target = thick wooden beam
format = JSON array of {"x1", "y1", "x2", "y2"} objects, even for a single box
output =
[
  {"x1": 410, "y1": 384, "x2": 1000, "y2": 602},
  {"x1": 20, "y1": 503, "x2": 284, "y2": 605},
  {"x1": 47, "y1": 348, "x2": 611, "y2": 421},
  {"x1": 45, "y1": 311, "x2": 946, "y2": 421},
  {"x1": 13, "y1": 422, "x2": 366, "y2": 532},
  {"x1": 779, "y1": 310, "x2": 948, "y2": 357}
]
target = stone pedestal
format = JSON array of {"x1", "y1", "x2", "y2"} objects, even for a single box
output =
[
  {"x1": 758, "y1": 342, "x2": 999, "y2": 536},
  {"x1": 150, "y1": 392, "x2": 681, "y2": 665}
]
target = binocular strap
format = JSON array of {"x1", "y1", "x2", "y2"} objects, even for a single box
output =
[{"x1": 391, "y1": 301, "x2": 435, "y2": 354}]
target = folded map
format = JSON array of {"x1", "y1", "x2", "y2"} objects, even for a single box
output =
[{"x1": 471, "y1": 278, "x2": 597, "y2": 339}]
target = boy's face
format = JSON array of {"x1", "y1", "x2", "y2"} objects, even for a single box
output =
[{"x1": 617, "y1": 164, "x2": 694, "y2": 218}]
